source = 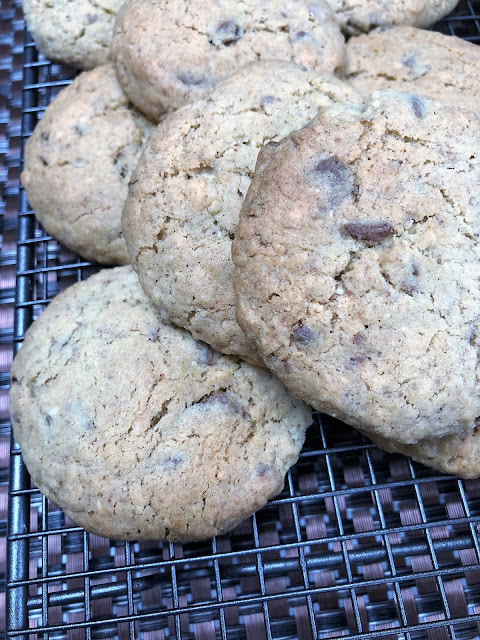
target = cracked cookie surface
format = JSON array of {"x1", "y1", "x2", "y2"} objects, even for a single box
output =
[
  {"x1": 110, "y1": 0, "x2": 345, "y2": 121},
  {"x1": 345, "y1": 26, "x2": 480, "y2": 111},
  {"x1": 9, "y1": 266, "x2": 311, "y2": 541},
  {"x1": 325, "y1": 0, "x2": 458, "y2": 34},
  {"x1": 232, "y1": 90, "x2": 480, "y2": 445},
  {"x1": 22, "y1": 0, "x2": 123, "y2": 69},
  {"x1": 123, "y1": 62, "x2": 360, "y2": 365},
  {"x1": 22, "y1": 65, "x2": 153, "y2": 266}
]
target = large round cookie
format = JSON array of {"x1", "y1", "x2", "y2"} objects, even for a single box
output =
[
  {"x1": 325, "y1": 0, "x2": 458, "y2": 35},
  {"x1": 22, "y1": 65, "x2": 153, "y2": 266},
  {"x1": 365, "y1": 430, "x2": 480, "y2": 479},
  {"x1": 110, "y1": 0, "x2": 345, "y2": 122},
  {"x1": 123, "y1": 62, "x2": 360, "y2": 366},
  {"x1": 9, "y1": 267, "x2": 311, "y2": 541},
  {"x1": 233, "y1": 90, "x2": 480, "y2": 445},
  {"x1": 23, "y1": 0, "x2": 124, "y2": 69},
  {"x1": 345, "y1": 26, "x2": 480, "y2": 111}
]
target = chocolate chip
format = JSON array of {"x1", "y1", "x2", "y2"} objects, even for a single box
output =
[
  {"x1": 345, "y1": 355, "x2": 367, "y2": 370},
  {"x1": 164, "y1": 454, "x2": 183, "y2": 469},
  {"x1": 148, "y1": 328, "x2": 159, "y2": 342},
  {"x1": 291, "y1": 325, "x2": 318, "y2": 344},
  {"x1": 46, "y1": 415, "x2": 52, "y2": 426},
  {"x1": 40, "y1": 155, "x2": 49, "y2": 166},
  {"x1": 260, "y1": 95, "x2": 278, "y2": 111},
  {"x1": 40, "y1": 131, "x2": 49, "y2": 142},
  {"x1": 211, "y1": 21, "x2": 243, "y2": 46},
  {"x1": 257, "y1": 463, "x2": 271, "y2": 477},
  {"x1": 352, "y1": 333, "x2": 364, "y2": 345},
  {"x1": 74, "y1": 125, "x2": 85, "y2": 136},
  {"x1": 176, "y1": 72, "x2": 206, "y2": 86},
  {"x1": 344, "y1": 221, "x2": 394, "y2": 242},
  {"x1": 410, "y1": 95, "x2": 424, "y2": 119},
  {"x1": 284, "y1": 361, "x2": 294, "y2": 373},
  {"x1": 312, "y1": 156, "x2": 354, "y2": 211},
  {"x1": 86, "y1": 13, "x2": 98, "y2": 24},
  {"x1": 314, "y1": 157, "x2": 348, "y2": 182},
  {"x1": 402, "y1": 54, "x2": 416, "y2": 69},
  {"x1": 295, "y1": 30, "x2": 308, "y2": 39}
]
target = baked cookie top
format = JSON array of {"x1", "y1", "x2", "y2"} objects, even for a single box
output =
[
  {"x1": 22, "y1": 0, "x2": 124, "y2": 69},
  {"x1": 325, "y1": 0, "x2": 458, "y2": 34},
  {"x1": 10, "y1": 267, "x2": 311, "y2": 541},
  {"x1": 22, "y1": 65, "x2": 153, "y2": 266},
  {"x1": 123, "y1": 62, "x2": 359, "y2": 365},
  {"x1": 110, "y1": 0, "x2": 345, "y2": 121},
  {"x1": 233, "y1": 91, "x2": 480, "y2": 445},
  {"x1": 345, "y1": 26, "x2": 480, "y2": 111}
]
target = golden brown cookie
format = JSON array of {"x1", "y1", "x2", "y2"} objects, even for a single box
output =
[
  {"x1": 10, "y1": 267, "x2": 311, "y2": 541},
  {"x1": 110, "y1": 0, "x2": 346, "y2": 121},
  {"x1": 345, "y1": 26, "x2": 480, "y2": 111},
  {"x1": 22, "y1": 0, "x2": 124, "y2": 69},
  {"x1": 22, "y1": 65, "x2": 153, "y2": 265},
  {"x1": 233, "y1": 91, "x2": 480, "y2": 445},
  {"x1": 123, "y1": 62, "x2": 360, "y2": 365}
]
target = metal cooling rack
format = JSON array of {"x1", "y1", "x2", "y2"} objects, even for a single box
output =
[{"x1": 3, "y1": 0, "x2": 480, "y2": 637}]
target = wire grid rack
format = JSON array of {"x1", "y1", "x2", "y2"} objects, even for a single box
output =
[{"x1": 3, "y1": 1, "x2": 480, "y2": 639}]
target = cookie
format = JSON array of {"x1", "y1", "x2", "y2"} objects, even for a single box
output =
[
  {"x1": 365, "y1": 430, "x2": 480, "y2": 479},
  {"x1": 233, "y1": 90, "x2": 480, "y2": 445},
  {"x1": 22, "y1": 0, "x2": 124, "y2": 69},
  {"x1": 345, "y1": 26, "x2": 480, "y2": 111},
  {"x1": 22, "y1": 65, "x2": 153, "y2": 266},
  {"x1": 110, "y1": 0, "x2": 345, "y2": 121},
  {"x1": 123, "y1": 62, "x2": 360, "y2": 365},
  {"x1": 9, "y1": 267, "x2": 311, "y2": 541},
  {"x1": 325, "y1": 0, "x2": 458, "y2": 34}
]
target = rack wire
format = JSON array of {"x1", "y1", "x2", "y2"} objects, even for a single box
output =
[{"x1": 3, "y1": 0, "x2": 480, "y2": 637}]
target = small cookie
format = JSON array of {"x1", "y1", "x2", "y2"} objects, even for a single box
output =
[
  {"x1": 22, "y1": 0, "x2": 124, "y2": 69},
  {"x1": 110, "y1": 0, "x2": 345, "y2": 121},
  {"x1": 22, "y1": 65, "x2": 153, "y2": 265},
  {"x1": 123, "y1": 62, "x2": 360, "y2": 365},
  {"x1": 233, "y1": 91, "x2": 480, "y2": 445},
  {"x1": 10, "y1": 267, "x2": 311, "y2": 541},
  {"x1": 345, "y1": 26, "x2": 480, "y2": 112},
  {"x1": 325, "y1": 0, "x2": 458, "y2": 34},
  {"x1": 365, "y1": 430, "x2": 480, "y2": 479}
]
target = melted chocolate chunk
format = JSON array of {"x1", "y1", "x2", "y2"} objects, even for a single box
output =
[
  {"x1": 176, "y1": 72, "x2": 206, "y2": 86},
  {"x1": 292, "y1": 325, "x2": 317, "y2": 344},
  {"x1": 410, "y1": 96, "x2": 425, "y2": 119},
  {"x1": 212, "y1": 21, "x2": 243, "y2": 46},
  {"x1": 312, "y1": 156, "x2": 354, "y2": 210},
  {"x1": 401, "y1": 54, "x2": 416, "y2": 69},
  {"x1": 344, "y1": 221, "x2": 394, "y2": 242},
  {"x1": 257, "y1": 463, "x2": 271, "y2": 477},
  {"x1": 164, "y1": 454, "x2": 183, "y2": 469},
  {"x1": 345, "y1": 355, "x2": 367, "y2": 371}
]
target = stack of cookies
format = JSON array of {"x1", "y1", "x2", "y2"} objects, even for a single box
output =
[{"x1": 11, "y1": 0, "x2": 480, "y2": 542}]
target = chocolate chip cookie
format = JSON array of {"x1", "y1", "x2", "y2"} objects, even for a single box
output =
[
  {"x1": 233, "y1": 90, "x2": 480, "y2": 445},
  {"x1": 366, "y1": 429, "x2": 480, "y2": 479},
  {"x1": 22, "y1": 65, "x2": 153, "y2": 265},
  {"x1": 123, "y1": 62, "x2": 360, "y2": 365},
  {"x1": 110, "y1": 0, "x2": 345, "y2": 121},
  {"x1": 10, "y1": 267, "x2": 311, "y2": 540},
  {"x1": 325, "y1": 0, "x2": 458, "y2": 35},
  {"x1": 345, "y1": 26, "x2": 480, "y2": 112},
  {"x1": 22, "y1": 0, "x2": 124, "y2": 69}
]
